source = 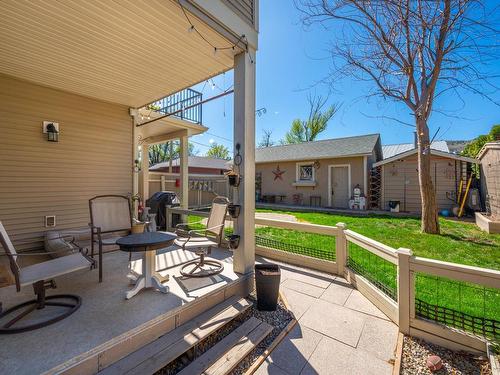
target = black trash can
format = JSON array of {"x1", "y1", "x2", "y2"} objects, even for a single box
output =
[{"x1": 255, "y1": 263, "x2": 281, "y2": 311}]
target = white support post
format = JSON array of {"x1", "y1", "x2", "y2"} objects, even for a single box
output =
[
  {"x1": 335, "y1": 222, "x2": 347, "y2": 276},
  {"x1": 397, "y1": 247, "x2": 413, "y2": 334},
  {"x1": 168, "y1": 141, "x2": 173, "y2": 174},
  {"x1": 233, "y1": 49, "x2": 256, "y2": 275},
  {"x1": 179, "y1": 134, "x2": 189, "y2": 211},
  {"x1": 141, "y1": 143, "x2": 149, "y2": 204},
  {"x1": 131, "y1": 108, "x2": 140, "y2": 218}
]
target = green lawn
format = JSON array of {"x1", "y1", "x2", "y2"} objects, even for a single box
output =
[
  {"x1": 186, "y1": 209, "x2": 500, "y2": 339},
  {"x1": 256, "y1": 209, "x2": 500, "y2": 270},
  {"x1": 254, "y1": 209, "x2": 500, "y2": 340}
]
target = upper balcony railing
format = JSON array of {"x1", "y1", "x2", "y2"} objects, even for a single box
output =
[{"x1": 147, "y1": 88, "x2": 202, "y2": 125}]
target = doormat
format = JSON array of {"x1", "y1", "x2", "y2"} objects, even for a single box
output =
[{"x1": 173, "y1": 274, "x2": 224, "y2": 294}]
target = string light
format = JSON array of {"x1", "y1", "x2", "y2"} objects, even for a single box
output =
[{"x1": 178, "y1": 0, "x2": 248, "y2": 55}]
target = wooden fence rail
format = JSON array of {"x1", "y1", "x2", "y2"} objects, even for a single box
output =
[{"x1": 164, "y1": 206, "x2": 499, "y2": 353}]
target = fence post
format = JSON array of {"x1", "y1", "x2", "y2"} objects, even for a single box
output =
[
  {"x1": 397, "y1": 247, "x2": 413, "y2": 334},
  {"x1": 335, "y1": 223, "x2": 347, "y2": 277},
  {"x1": 161, "y1": 175, "x2": 166, "y2": 191},
  {"x1": 165, "y1": 207, "x2": 171, "y2": 232}
]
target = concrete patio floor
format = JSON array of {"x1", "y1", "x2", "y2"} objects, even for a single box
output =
[
  {"x1": 255, "y1": 261, "x2": 398, "y2": 375},
  {"x1": 0, "y1": 247, "x2": 239, "y2": 375}
]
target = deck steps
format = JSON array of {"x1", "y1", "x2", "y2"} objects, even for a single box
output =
[
  {"x1": 204, "y1": 318, "x2": 272, "y2": 375},
  {"x1": 178, "y1": 317, "x2": 272, "y2": 375},
  {"x1": 98, "y1": 296, "x2": 251, "y2": 375}
]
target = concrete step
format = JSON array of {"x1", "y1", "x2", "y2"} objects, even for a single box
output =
[{"x1": 98, "y1": 296, "x2": 252, "y2": 375}]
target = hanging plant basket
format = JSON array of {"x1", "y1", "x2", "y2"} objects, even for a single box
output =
[
  {"x1": 227, "y1": 204, "x2": 241, "y2": 218},
  {"x1": 225, "y1": 170, "x2": 241, "y2": 187},
  {"x1": 226, "y1": 234, "x2": 240, "y2": 250}
]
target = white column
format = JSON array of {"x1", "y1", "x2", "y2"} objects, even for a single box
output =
[
  {"x1": 141, "y1": 143, "x2": 149, "y2": 203},
  {"x1": 179, "y1": 134, "x2": 189, "y2": 210},
  {"x1": 132, "y1": 111, "x2": 140, "y2": 217},
  {"x1": 233, "y1": 49, "x2": 256, "y2": 275}
]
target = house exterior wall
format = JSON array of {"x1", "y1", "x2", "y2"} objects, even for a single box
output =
[
  {"x1": 256, "y1": 156, "x2": 366, "y2": 207},
  {"x1": 480, "y1": 144, "x2": 500, "y2": 218},
  {"x1": 0, "y1": 74, "x2": 133, "y2": 252},
  {"x1": 381, "y1": 154, "x2": 460, "y2": 213}
]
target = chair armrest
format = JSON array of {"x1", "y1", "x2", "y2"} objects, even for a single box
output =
[
  {"x1": 187, "y1": 229, "x2": 207, "y2": 236},
  {"x1": 175, "y1": 220, "x2": 204, "y2": 228},
  {"x1": 1, "y1": 248, "x2": 82, "y2": 256},
  {"x1": 205, "y1": 223, "x2": 225, "y2": 232}
]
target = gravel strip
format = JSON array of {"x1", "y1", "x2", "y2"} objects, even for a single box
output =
[
  {"x1": 401, "y1": 336, "x2": 491, "y2": 375},
  {"x1": 155, "y1": 291, "x2": 293, "y2": 375}
]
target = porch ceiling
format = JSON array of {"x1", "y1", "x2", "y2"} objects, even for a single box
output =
[
  {"x1": 137, "y1": 108, "x2": 208, "y2": 144},
  {"x1": 0, "y1": 0, "x2": 240, "y2": 107}
]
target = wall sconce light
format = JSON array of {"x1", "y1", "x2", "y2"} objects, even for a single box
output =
[{"x1": 43, "y1": 121, "x2": 59, "y2": 142}]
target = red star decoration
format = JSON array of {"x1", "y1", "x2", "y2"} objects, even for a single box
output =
[{"x1": 272, "y1": 165, "x2": 286, "y2": 181}]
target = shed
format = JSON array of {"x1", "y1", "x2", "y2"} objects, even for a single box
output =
[
  {"x1": 373, "y1": 148, "x2": 478, "y2": 213},
  {"x1": 255, "y1": 134, "x2": 382, "y2": 208},
  {"x1": 475, "y1": 142, "x2": 500, "y2": 233}
]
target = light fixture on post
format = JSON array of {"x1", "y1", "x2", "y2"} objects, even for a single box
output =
[{"x1": 43, "y1": 121, "x2": 59, "y2": 142}]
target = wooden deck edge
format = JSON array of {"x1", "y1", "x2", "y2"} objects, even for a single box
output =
[
  {"x1": 392, "y1": 332, "x2": 404, "y2": 375},
  {"x1": 243, "y1": 290, "x2": 298, "y2": 375},
  {"x1": 43, "y1": 274, "x2": 253, "y2": 375},
  {"x1": 278, "y1": 290, "x2": 292, "y2": 313},
  {"x1": 487, "y1": 343, "x2": 500, "y2": 375},
  {"x1": 243, "y1": 318, "x2": 297, "y2": 375}
]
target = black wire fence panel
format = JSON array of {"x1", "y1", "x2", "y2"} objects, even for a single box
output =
[
  {"x1": 346, "y1": 242, "x2": 398, "y2": 301},
  {"x1": 415, "y1": 273, "x2": 500, "y2": 341},
  {"x1": 255, "y1": 235, "x2": 335, "y2": 261}
]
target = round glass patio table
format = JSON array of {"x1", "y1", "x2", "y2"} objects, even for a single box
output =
[{"x1": 117, "y1": 232, "x2": 177, "y2": 299}]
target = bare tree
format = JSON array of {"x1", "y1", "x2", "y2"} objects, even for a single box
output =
[
  {"x1": 296, "y1": 0, "x2": 499, "y2": 233},
  {"x1": 258, "y1": 129, "x2": 275, "y2": 147},
  {"x1": 283, "y1": 94, "x2": 341, "y2": 144}
]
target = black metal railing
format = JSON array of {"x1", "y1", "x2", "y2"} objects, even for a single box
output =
[{"x1": 147, "y1": 88, "x2": 202, "y2": 124}]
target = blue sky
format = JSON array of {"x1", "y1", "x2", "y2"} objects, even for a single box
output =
[{"x1": 192, "y1": 1, "x2": 499, "y2": 156}]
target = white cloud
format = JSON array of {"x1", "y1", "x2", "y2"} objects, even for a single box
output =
[{"x1": 209, "y1": 138, "x2": 215, "y2": 144}]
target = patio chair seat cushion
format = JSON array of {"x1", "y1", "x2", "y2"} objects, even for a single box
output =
[
  {"x1": 19, "y1": 253, "x2": 91, "y2": 287},
  {"x1": 174, "y1": 236, "x2": 218, "y2": 250}
]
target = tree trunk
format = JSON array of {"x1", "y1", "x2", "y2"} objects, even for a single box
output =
[{"x1": 416, "y1": 118, "x2": 440, "y2": 234}]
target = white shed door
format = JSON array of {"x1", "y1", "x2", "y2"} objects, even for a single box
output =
[{"x1": 331, "y1": 166, "x2": 349, "y2": 208}]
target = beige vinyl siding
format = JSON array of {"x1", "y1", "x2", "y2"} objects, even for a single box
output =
[
  {"x1": 222, "y1": 0, "x2": 255, "y2": 26},
  {"x1": 0, "y1": 74, "x2": 133, "y2": 252},
  {"x1": 256, "y1": 156, "x2": 366, "y2": 208},
  {"x1": 480, "y1": 146, "x2": 500, "y2": 217},
  {"x1": 381, "y1": 154, "x2": 460, "y2": 213}
]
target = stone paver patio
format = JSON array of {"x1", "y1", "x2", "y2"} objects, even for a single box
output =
[{"x1": 255, "y1": 261, "x2": 398, "y2": 375}]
